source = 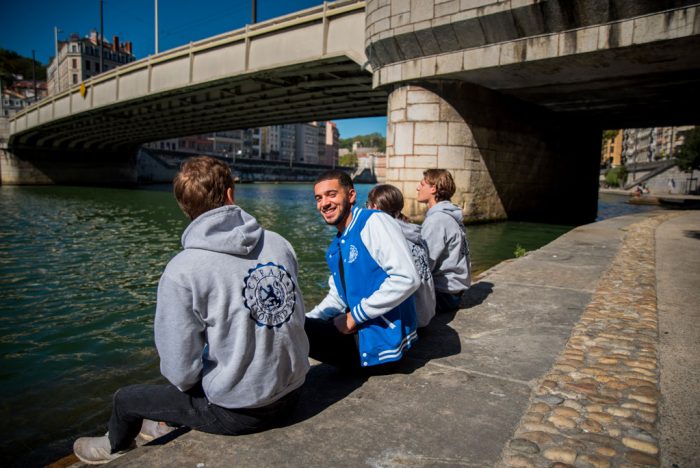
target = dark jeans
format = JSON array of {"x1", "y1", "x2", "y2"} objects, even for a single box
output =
[
  {"x1": 304, "y1": 317, "x2": 398, "y2": 375},
  {"x1": 107, "y1": 383, "x2": 301, "y2": 452},
  {"x1": 435, "y1": 291, "x2": 463, "y2": 314}
]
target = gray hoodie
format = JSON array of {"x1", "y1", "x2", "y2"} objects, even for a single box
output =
[
  {"x1": 397, "y1": 219, "x2": 436, "y2": 327},
  {"x1": 421, "y1": 201, "x2": 471, "y2": 293},
  {"x1": 155, "y1": 205, "x2": 309, "y2": 409}
]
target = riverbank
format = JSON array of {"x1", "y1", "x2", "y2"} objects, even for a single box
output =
[
  {"x1": 51, "y1": 210, "x2": 698, "y2": 467},
  {"x1": 600, "y1": 187, "x2": 700, "y2": 209}
]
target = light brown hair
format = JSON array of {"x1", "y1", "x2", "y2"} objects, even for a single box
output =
[
  {"x1": 367, "y1": 184, "x2": 408, "y2": 221},
  {"x1": 173, "y1": 156, "x2": 234, "y2": 220},
  {"x1": 423, "y1": 169, "x2": 456, "y2": 202}
]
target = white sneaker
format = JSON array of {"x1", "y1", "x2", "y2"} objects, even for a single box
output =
[
  {"x1": 73, "y1": 434, "x2": 135, "y2": 465},
  {"x1": 139, "y1": 419, "x2": 177, "y2": 442}
]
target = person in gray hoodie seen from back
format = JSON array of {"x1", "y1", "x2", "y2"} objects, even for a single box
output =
[
  {"x1": 73, "y1": 156, "x2": 310, "y2": 465},
  {"x1": 416, "y1": 169, "x2": 471, "y2": 314},
  {"x1": 367, "y1": 184, "x2": 436, "y2": 328}
]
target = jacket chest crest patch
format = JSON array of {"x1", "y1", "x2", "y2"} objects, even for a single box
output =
[
  {"x1": 243, "y1": 263, "x2": 296, "y2": 328},
  {"x1": 348, "y1": 245, "x2": 359, "y2": 263}
]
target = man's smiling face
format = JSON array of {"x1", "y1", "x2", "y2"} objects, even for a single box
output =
[{"x1": 314, "y1": 178, "x2": 356, "y2": 231}]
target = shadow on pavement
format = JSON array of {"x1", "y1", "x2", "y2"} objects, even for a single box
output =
[
  {"x1": 285, "y1": 364, "x2": 367, "y2": 425},
  {"x1": 462, "y1": 281, "x2": 494, "y2": 309}
]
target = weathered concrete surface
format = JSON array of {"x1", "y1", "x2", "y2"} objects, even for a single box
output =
[
  {"x1": 657, "y1": 212, "x2": 700, "y2": 467},
  {"x1": 60, "y1": 210, "x2": 698, "y2": 467},
  {"x1": 367, "y1": 1, "x2": 700, "y2": 127}
]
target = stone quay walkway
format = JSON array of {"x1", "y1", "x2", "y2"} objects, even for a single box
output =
[
  {"x1": 499, "y1": 212, "x2": 699, "y2": 467},
  {"x1": 59, "y1": 211, "x2": 699, "y2": 467}
]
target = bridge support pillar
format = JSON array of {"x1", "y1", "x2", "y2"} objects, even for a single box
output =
[
  {"x1": 0, "y1": 149, "x2": 138, "y2": 185},
  {"x1": 385, "y1": 81, "x2": 600, "y2": 224}
]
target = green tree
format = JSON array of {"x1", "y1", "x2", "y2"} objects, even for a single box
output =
[
  {"x1": 338, "y1": 132, "x2": 386, "y2": 152},
  {"x1": 604, "y1": 166, "x2": 627, "y2": 187},
  {"x1": 0, "y1": 48, "x2": 47, "y2": 88},
  {"x1": 602, "y1": 129, "x2": 619, "y2": 143},
  {"x1": 675, "y1": 126, "x2": 700, "y2": 173},
  {"x1": 338, "y1": 152, "x2": 357, "y2": 167}
]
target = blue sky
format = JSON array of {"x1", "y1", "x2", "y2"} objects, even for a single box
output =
[{"x1": 0, "y1": 0, "x2": 386, "y2": 138}]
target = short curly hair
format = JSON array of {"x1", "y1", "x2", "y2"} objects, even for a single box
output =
[
  {"x1": 173, "y1": 156, "x2": 234, "y2": 220},
  {"x1": 423, "y1": 169, "x2": 456, "y2": 202}
]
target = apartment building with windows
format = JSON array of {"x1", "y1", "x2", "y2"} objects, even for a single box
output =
[{"x1": 47, "y1": 30, "x2": 135, "y2": 95}]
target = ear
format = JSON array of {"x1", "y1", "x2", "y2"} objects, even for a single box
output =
[
  {"x1": 225, "y1": 187, "x2": 235, "y2": 205},
  {"x1": 348, "y1": 188, "x2": 357, "y2": 205}
]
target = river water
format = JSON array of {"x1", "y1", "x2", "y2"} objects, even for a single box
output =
[{"x1": 0, "y1": 186, "x2": 662, "y2": 466}]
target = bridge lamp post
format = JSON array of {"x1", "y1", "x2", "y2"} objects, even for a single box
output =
[
  {"x1": 54, "y1": 26, "x2": 63, "y2": 93},
  {"x1": 100, "y1": 0, "x2": 104, "y2": 74},
  {"x1": 155, "y1": 0, "x2": 159, "y2": 54}
]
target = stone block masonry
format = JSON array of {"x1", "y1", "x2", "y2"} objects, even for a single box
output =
[
  {"x1": 385, "y1": 80, "x2": 600, "y2": 224},
  {"x1": 499, "y1": 213, "x2": 680, "y2": 467}
]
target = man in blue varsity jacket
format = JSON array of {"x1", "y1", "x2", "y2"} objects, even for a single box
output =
[{"x1": 305, "y1": 170, "x2": 419, "y2": 372}]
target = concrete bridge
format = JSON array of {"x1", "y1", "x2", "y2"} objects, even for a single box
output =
[{"x1": 4, "y1": 0, "x2": 700, "y2": 224}]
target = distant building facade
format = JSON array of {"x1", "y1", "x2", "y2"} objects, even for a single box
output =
[
  {"x1": 1, "y1": 76, "x2": 48, "y2": 117},
  {"x1": 321, "y1": 121, "x2": 339, "y2": 167},
  {"x1": 295, "y1": 123, "x2": 320, "y2": 164},
  {"x1": 146, "y1": 121, "x2": 339, "y2": 166},
  {"x1": 622, "y1": 126, "x2": 694, "y2": 165},
  {"x1": 600, "y1": 130, "x2": 623, "y2": 168},
  {"x1": 47, "y1": 31, "x2": 135, "y2": 95}
]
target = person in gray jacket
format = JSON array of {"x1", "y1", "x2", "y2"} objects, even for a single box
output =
[
  {"x1": 366, "y1": 184, "x2": 436, "y2": 328},
  {"x1": 416, "y1": 169, "x2": 471, "y2": 314},
  {"x1": 73, "y1": 156, "x2": 310, "y2": 464}
]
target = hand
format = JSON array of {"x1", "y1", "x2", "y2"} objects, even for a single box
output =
[{"x1": 333, "y1": 312, "x2": 357, "y2": 335}]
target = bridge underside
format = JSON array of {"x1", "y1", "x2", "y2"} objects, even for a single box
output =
[
  {"x1": 455, "y1": 37, "x2": 700, "y2": 129},
  {"x1": 9, "y1": 56, "x2": 387, "y2": 153}
]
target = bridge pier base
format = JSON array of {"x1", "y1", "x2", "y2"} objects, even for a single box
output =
[
  {"x1": 0, "y1": 148, "x2": 138, "y2": 186},
  {"x1": 385, "y1": 81, "x2": 600, "y2": 225}
]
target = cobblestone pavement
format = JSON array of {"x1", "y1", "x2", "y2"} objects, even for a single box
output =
[{"x1": 499, "y1": 213, "x2": 679, "y2": 468}]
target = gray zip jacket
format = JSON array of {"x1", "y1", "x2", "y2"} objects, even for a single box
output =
[
  {"x1": 397, "y1": 219, "x2": 436, "y2": 327},
  {"x1": 155, "y1": 205, "x2": 309, "y2": 409},
  {"x1": 421, "y1": 201, "x2": 471, "y2": 293}
]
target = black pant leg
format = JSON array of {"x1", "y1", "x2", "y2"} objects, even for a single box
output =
[
  {"x1": 108, "y1": 383, "x2": 216, "y2": 451},
  {"x1": 304, "y1": 317, "x2": 360, "y2": 369}
]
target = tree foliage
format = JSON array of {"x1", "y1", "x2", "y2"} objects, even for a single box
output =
[
  {"x1": 604, "y1": 166, "x2": 627, "y2": 187},
  {"x1": 0, "y1": 49, "x2": 47, "y2": 89},
  {"x1": 675, "y1": 126, "x2": 700, "y2": 173},
  {"x1": 338, "y1": 153, "x2": 358, "y2": 167},
  {"x1": 602, "y1": 129, "x2": 620, "y2": 143},
  {"x1": 339, "y1": 132, "x2": 386, "y2": 152}
]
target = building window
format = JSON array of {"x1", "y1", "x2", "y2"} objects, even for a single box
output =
[
  {"x1": 71, "y1": 44, "x2": 77, "y2": 53},
  {"x1": 85, "y1": 60, "x2": 90, "y2": 70},
  {"x1": 95, "y1": 63, "x2": 100, "y2": 72},
  {"x1": 72, "y1": 58, "x2": 77, "y2": 68},
  {"x1": 72, "y1": 74, "x2": 78, "y2": 84}
]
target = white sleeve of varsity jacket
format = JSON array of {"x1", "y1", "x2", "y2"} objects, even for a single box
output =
[
  {"x1": 351, "y1": 212, "x2": 419, "y2": 325},
  {"x1": 306, "y1": 275, "x2": 347, "y2": 320}
]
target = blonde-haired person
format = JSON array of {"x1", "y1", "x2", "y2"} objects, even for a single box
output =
[
  {"x1": 416, "y1": 169, "x2": 471, "y2": 314},
  {"x1": 367, "y1": 184, "x2": 436, "y2": 328},
  {"x1": 73, "y1": 156, "x2": 309, "y2": 464}
]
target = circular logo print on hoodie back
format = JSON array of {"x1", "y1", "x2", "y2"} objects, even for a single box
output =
[{"x1": 243, "y1": 263, "x2": 296, "y2": 328}]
